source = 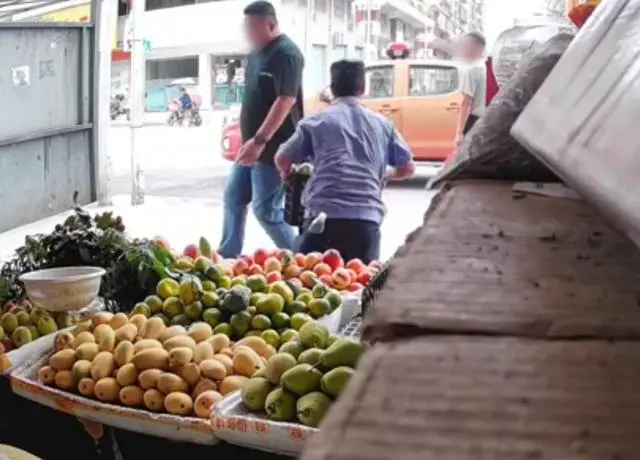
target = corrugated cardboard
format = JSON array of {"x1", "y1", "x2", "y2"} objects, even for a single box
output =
[
  {"x1": 363, "y1": 180, "x2": 640, "y2": 342},
  {"x1": 301, "y1": 337, "x2": 640, "y2": 460},
  {"x1": 511, "y1": 0, "x2": 640, "y2": 248}
]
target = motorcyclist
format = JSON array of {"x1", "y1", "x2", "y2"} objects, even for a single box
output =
[{"x1": 178, "y1": 88, "x2": 193, "y2": 119}]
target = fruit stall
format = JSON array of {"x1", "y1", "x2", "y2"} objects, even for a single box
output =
[{"x1": 0, "y1": 207, "x2": 372, "y2": 458}]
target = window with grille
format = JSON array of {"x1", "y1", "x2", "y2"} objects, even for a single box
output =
[{"x1": 408, "y1": 65, "x2": 459, "y2": 96}]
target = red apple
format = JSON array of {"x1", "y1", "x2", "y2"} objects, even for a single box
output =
[
  {"x1": 263, "y1": 256, "x2": 282, "y2": 273},
  {"x1": 282, "y1": 264, "x2": 302, "y2": 279},
  {"x1": 322, "y1": 249, "x2": 344, "y2": 271},
  {"x1": 1, "y1": 338, "x2": 14, "y2": 352},
  {"x1": 247, "y1": 264, "x2": 264, "y2": 275},
  {"x1": 303, "y1": 252, "x2": 323, "y2": 270},
  {"x1": 357, "y1": 270, "x2": 375, "y2": 285},
  {"x1": 348, "y1": 282, "x2": 364, "y2": 292},
  {"x1": 332, "y1": 268, "x2": 352, "y2": 290},
  {"x1": 183, "y1": 244, "x2": 200, "y2": 260},
  {"x1": 2, "y1": 302, "x2": 18, "y2": 314},
  {"x1": 346, "y1": 258, "x2": 366, "y2": 274},
  {"x1": 253, "y1": 248, "x2": 270, "y2": 267},
  {"x1": 275, "y1": 249, "x2": 294, "y2": 265},
  {"x1": 239, "y1": 254, "x2": 254, "y2": 266},
  {"x1": 299, "y1": 270, "x2": 318, "y2": 288},
  {"x1": 232, "y1": 259, "x2": 249, "y2": 276},
  {"x1": 265, "y1": 271, "x2": 282, "y2": 284},
  {"x1": 318, "y1": 274, "x2": 334, "y2": 287},
  {"x1": 313, "y1": 263, "x2": 332, "y2": 277}
]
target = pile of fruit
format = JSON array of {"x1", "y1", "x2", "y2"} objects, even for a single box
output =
[
  {"x1": 126, "y1": 246, "x2": 379, "y2": 343},
  {"x1": 169, "y1": 241, "x2": 381, "y2": 295},
  {"x1": 37, "y1": 311, "x2": 285, "y2": 418},
  {"x1": 240, "y1": 321, "x2": 364, "y2": 427},
  {"x1": 0, "y1": 300, "x2": 81, "y2": 354}
]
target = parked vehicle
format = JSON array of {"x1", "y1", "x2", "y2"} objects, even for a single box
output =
[
  {"x1": 221, "y1": 44, "x2": 498, "y2": 171},
  {"x1": 110, "y1": 94, "x2": 130, "y2": 121}
]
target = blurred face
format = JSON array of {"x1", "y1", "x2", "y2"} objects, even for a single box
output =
[
  {"x1": 244, "y1": 15, "x2": 273, "y2": 49},
  {"x1": 457, "y1": 36, "x2": 483, "y2": 62}
]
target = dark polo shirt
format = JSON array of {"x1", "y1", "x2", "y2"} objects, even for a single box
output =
[{"x1": 240, "y1": 34, "x2": 304, "y2": 165}]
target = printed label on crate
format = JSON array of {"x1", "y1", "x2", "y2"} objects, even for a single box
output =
[{"x1": 289, "y1": 426, "x2": 312, "y2": 442}]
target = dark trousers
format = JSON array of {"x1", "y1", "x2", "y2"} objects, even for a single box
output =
[
  {"x1": 295, "y1": 218, "x2": 381, "y2": 264},
  {"x1": 463, "y1": 114, "x2": 479, "y2": 135}
]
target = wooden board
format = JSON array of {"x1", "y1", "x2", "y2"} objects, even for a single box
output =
[{"x1": 363, "y1": 180, "x2": 640, "y2": 341}]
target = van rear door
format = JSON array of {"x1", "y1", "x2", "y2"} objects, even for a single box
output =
[{"x1": 401, "y1": 64, "x2": 464, "y2": 162}]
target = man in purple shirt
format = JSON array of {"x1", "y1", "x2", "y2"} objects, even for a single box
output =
[{"x1": 274, "y1": 60, "x2": 415, "y2": 263}]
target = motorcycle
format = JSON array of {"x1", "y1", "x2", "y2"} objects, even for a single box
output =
[
  {"x1": 167, "y1": 99, "x2": 203, "y2": 127},
  {"x1": 110, "y1": 94, "x2": 130, "y2": 121}
]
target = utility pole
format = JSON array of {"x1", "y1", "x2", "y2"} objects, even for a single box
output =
[{"x1": 128, "y1": 0, "x2": 145, "y2": 205}]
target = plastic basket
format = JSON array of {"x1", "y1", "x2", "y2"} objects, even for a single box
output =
[
  {"x1": 361, "y1": 260, "x2": 392, "y2": 316},
  {"x1": 284, "y1": 174, "x2": 309, "y2": 227}
]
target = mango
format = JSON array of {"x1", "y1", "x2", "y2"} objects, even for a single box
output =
[
  {"x1": 49, "y1": 349, "x2": 77, "y2": 371},
  {"x1": 207, "y1": 333, "x2": 230, "y2": 353},
  {"x1": 77, "y1": 377, "x2": 96, "y2": 397},
  {"x1": 138, "y1": 368, "x2": 163, "y2": 390},
  {"x1": 164, "y1": 392, "x2": 193, "y2": 416},
  {"x1": 94, "y1": 377, "x2": 121, "y2": 402},
  {"x1": 140, "y1": 317, "x2": 166, "y2": 340},
  {"x1": 75, "y1": 342, "x2": 100, "y2": 361},
  {"x1": 114, "y1": 324, "x2": 137, "y2": 344},
  {"x1": 143, "y1": 389, "x2": 165, "y2": 412},
  {"x1": 157, "y1": 372, "x2": 189, "y2": 394},
  {"x1": 233, "y1": 336, "x2": 270, "y2": 357},
  {"x1": 54, "y1": 370, "x2": 76, "y2": 391},
  {"x1": 193, "y1": 341, "x2": 214, "y2": 364},
  {"x1": 109, "y1": 313, "x2": 129, "y2": 330},
  {"x1": 163, "y1": 335, "x2": 196, "y2": 352},
  {"x1": 119, "y1": 385, "x2": 144, "y2": 406},
  {"x1": 192, "y1": 378, "x2": 217, "y2": 399},
  {"x1": 219, "y1": 375, "x2": 248, "y2": 395},
  {"x1": 113, "y1": 341, "x2": 135, "y2": 367},
  {"x1": 132, "y1": 348, "x2": 169, "y2": 371},
  {"x1": 133, "y1": 339, "x2": 163, "y2": 354},
  {"x1": 38, "y1": 365, "x2": 57, "y2": 385},
  {"x1": 94, "y1": 324, "x2": 117, "y2": 352},
  {"x1": 177, "y1": 362, "x2": 201, "y2": 386},
  {"x1": 194, "y1": 390, "x2": 223, "y2": 419},
  {"x1": 116, "y1": 363, "x2": 139, "y2": 386},
  {"x1": 72, "y1": 360, "x2": 93, "y2": 381},
  {"x1": 73, "y1": 331, "x2": 96, "y2": 348},
  {"x1": 232, "y1": 348, "x2": 264, "y2": 377},
  {"x1": 199, "y1": 359, "x2": 227, "y2": 380},
  {"x1": 212, "y1": 354, "x2": 234, "y2": 375},
  {"x1": 91, "y1": 352, "x2": 115, "y2": 380},
  {"x1": 158, "y1": 325, "x2": 187, "y2": 342}
]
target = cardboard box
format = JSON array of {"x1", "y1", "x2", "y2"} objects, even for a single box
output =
[
  {"x1": 362, "y1": 180, "x2": 640, "y2": 342},
  {"x1": 302, "y1": 336, "x2": 640, "y2": 460},
  {"x1": 511, "y1": 0, "x2": 640, "y2": 247}
]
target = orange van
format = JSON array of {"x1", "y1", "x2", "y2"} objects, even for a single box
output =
[{"x1": 222, "y1": 57, "x2": 468, "y2": 172}]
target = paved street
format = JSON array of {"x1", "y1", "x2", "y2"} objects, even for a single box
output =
[{"x1": 0, "y1": 124, "x2": 436, "y2": 261}]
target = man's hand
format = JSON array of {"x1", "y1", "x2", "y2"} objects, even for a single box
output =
[
  {"x1": 274, "y1": 151, "x2": 294, "y2": 181},
  {"x1": 236, "y1": 138, "x2": 265, "y2": 166}
]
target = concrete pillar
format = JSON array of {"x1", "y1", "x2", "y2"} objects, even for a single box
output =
[{"x1": 198, "y1": 53, "x2": 212, "y2": 111}]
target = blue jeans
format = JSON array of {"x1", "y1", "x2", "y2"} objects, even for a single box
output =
[{"x1": 219, "y1": 162, "x2": 295, "y2": 258}]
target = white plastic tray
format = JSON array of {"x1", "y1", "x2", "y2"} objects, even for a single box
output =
[
  {"x1": 211, "y1": 391, "x2": 316, "y2": 456},
  {"x1": 10, "y1": 350, "x2": 218, "y2": 445}
]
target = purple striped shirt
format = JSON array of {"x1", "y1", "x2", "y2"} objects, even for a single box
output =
[{"x1": 279, "y1": 97, "x2": 412, "y2": 225}]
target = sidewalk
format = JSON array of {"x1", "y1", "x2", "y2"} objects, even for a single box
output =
[
  {"x1": 0, "y1": 191, "x2": 430, "y2": 263},
  {"x1": 112, "y1": 110, "x2": 229, "y2": 128}
]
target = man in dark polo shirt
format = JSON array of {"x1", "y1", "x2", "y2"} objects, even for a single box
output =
[{"x1": 218, "y1": 0, "x2": 304, "y2": 258}]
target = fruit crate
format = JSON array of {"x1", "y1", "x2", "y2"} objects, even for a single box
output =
[
  {"x1": 361, "y1": 260, "x2": 392, "y2": 317},
  {"x1": 212, "y1": 391, "x2": 317, "y2": 456},
  {"x1": 284, "y1": 174, "x2": 310, "y2": 228},
  {"x1": 339, "y1": 315, "x2": 362, "y2": 338}
]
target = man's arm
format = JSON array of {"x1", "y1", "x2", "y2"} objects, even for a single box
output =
[
  {"x1": 274, "y1": 119, "x2": 314, "y2": 180},
  {"x1": 255, "y1": 53, "x2": 303, "y2": 143},
  {"x1": 456, "y1": 67, "x2": 477, "y2": 142},
  {"x1": 386, "y1": 127, "x2": 415, "y2": 181}
]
